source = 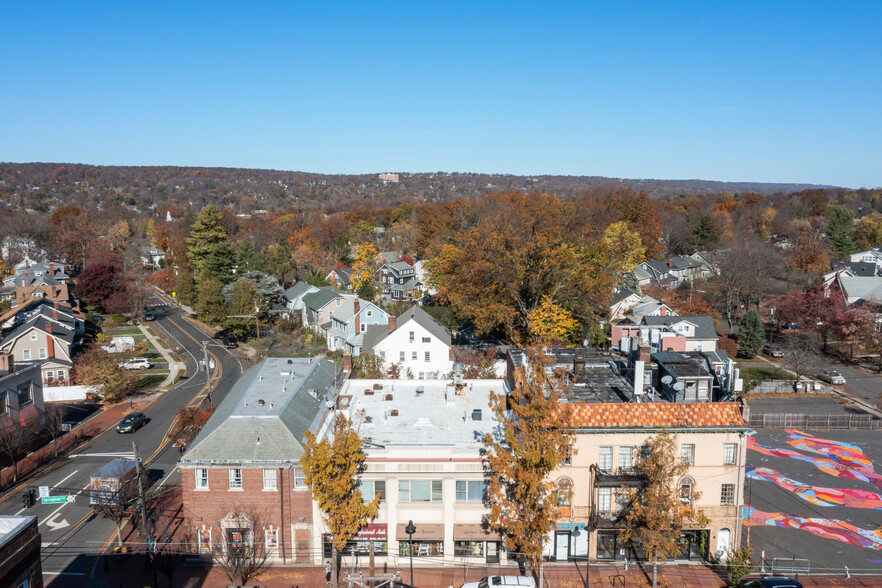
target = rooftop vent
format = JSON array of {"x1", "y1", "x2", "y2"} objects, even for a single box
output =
[
  {"x1": 364, "y1": 388, "x2": 374, "y2": 395},
  {"x1": 385, "y1": 394, "x2": 393, "y2": 401},
  {"x1": 471, "y1": 409, "x2": 482, "y2": 421},
  {"x1": 365, "y1": 416, "x2": 373, "y2": 424},
  {"x1": 390, "y1": 409, "x2": 399, "y2": 416},
  {"x1": 415, "y1": 386, "x2": 424, "y2": 396},
  {"x1": 258, "y1": 399, "x2": 265, "y2": 406},
  {"x1": 288, "y1": 359, "x2": 293, "y2": 364},
  {"x1": 373, "y1": 383, "x2": 383, "y2": 390}
]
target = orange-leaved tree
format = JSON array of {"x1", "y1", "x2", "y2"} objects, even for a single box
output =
[
  {"x1": 301, "y1": 414, "x2": 379, "y2": 587},
  {"x1": 484, "y1": 348, "x2": 573, "y2": 574},
  {"x1": 622, "y1": 430, "x2": 708, "y2": 588}
]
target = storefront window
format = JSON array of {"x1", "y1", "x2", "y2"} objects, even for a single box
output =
[
  {"x1": 399, "y1": 541, "x2": 443, "y2": 557},
  {"x1": 596, "y1": 531, "x2": 617, "y2": 560},
  {"x1": 454, "y1": 541, "x2": 484, "y2": 557}
]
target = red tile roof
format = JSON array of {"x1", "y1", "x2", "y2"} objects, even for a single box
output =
[{"x1": 569, "y1": 402, "x2": 747, "y2": 429}]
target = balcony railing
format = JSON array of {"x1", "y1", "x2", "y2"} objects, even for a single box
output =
[{"x1": 594, "y1": 467, "x2": 645, "y2": 487}]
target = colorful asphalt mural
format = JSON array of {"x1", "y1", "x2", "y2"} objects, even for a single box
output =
[
  {"x1": 746, "y1": 430, "x2": 882, "y2": 554},
  {"x1": 743, "y1": 507, "x2": 882, "y2": 551},
  {"x1": 747, "y1": 466, "x2": 882, "y2": 509}
]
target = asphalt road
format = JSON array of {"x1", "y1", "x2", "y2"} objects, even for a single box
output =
[{"x1": 0, "y1": 296, "x2": 245, "y2": 587}]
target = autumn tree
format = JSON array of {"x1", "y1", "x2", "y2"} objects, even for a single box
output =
[
  {"x1": 835, "y1": 306, "x2": 874, "y2": 359},
  {"x1": 212, "y1": 510, "x2": 270, "y2": 588},
  {"x1": 301, "y1": 414, "x2": 379, "y2": 587},
  {"x1": 853, "y1": 212, "x2": 882, "y2": 251},
  {"x1": 622, "y1": 430, "x2": 708, "y2": 588},
  {"x1": 526, "y1": 297, "x2": 579, "y2": 343},
  {"x1": 726, "y1": 544, "x2": 756, "y2": 586},
  {"x1": 169, "y1": 404, "x2": 215, "y2": 448},
  {"x1": 351, "y1": 353, "x2": 385, "y2": 378},
  {"x1": 737, "y1": 311, "x2": 766, "y2": 359},
  {"x1": 484, "y1": 349, "x2": 573, "y2": 573},
  {"x1": 45, "y1": 404, "x2": 67, "y2": 457},
  {"x1": 774, "y1": 286, "x2": 845, "y2": 350},
  {"x1": 350, "y1": 242, "x2": 378, "y2": 300},
  {"x1": 187, "y1": 205, "x2": 228, "y2": 280},
  {"x1": 75, "y1": 262, "x2": 128, "y2": 312},
  {"x1": 73, "y1": 344, "x2": 138, "y2": 403},
  {"x1": 0, "y1": 422, "x2": 34, "y2": 484}
]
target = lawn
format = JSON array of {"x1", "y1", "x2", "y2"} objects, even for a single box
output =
[{"x1": 740, "y1": 366, "x2": 793, "y2": 392}]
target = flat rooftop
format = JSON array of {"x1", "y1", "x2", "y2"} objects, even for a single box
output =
[{"x1": 339, "y1": 379, "x2": 503, "y2": 449}]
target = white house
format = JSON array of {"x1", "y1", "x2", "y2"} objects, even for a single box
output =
[
  {"x1": 367, "y1": 306, "x2": 453, "y2": 379},
  {"x1": 325, "y1": 298, "x2": 390, "y2": 356},
  {"x1": 850, "y1": 247, "x2": 882, "y2": 273}
]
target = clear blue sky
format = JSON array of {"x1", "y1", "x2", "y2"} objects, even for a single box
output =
[{"x1": 2, "y1": 1, "x2": 879, "y2": 187}]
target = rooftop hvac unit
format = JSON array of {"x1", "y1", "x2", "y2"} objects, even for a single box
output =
[{"x1": 471, "y1": 409, "x2": 482, "y2": 421}]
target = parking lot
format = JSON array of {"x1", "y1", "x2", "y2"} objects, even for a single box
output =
[{"x1": 746, "y1": 425, "x2": 882, "y2": 574}]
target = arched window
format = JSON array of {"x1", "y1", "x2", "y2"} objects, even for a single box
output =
[
  {"x1": 679, "y1": 477, "x2": 694, "y2": 504},
  {"x1": 557, "y1": 478, "x2": 573, "y2": 506}
]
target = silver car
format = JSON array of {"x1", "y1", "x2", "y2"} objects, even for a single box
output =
[{"x1": 819, "y1": 370, "x2": 846, "y2": 385}]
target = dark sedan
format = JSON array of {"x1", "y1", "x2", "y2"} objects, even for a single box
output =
[{"x1": 117, "y1": 412, "x2": 146, "y2": 434}]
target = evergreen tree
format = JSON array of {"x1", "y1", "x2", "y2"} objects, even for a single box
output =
[
  {"x1": 737, "y1": 310, "x2": 766, "y2": 358},
  {"x1": 236, "y1": 240, "x2": 255, "y2": 272},
  {"x1": 692, "y1": 215, "x2": 720, "y2": 249},
  {"x1": 826, "y1": 206, "x2": 855, "y2": 257},
  {"x1": 175, "y1": 270, "x2": 196, "y2": 305},
  {"x1": 186, "y1": 206, "x2": 228, "y2": 279},
  {"x1": 195, "y1": 278, "x2": 226, "y2": 324},
  {"x1": 205, "y1": 241, "x2": 238, "y2": 285}
]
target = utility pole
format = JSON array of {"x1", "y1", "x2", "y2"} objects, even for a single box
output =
[{"x1": 133, "y1": 442, "x2": 150, "y2": 541}]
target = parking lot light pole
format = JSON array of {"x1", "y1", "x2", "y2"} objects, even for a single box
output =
[{"x1": 405, "y1": 520, "x2": 416, "y2": 587}]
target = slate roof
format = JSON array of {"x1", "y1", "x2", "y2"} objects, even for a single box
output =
[
  {"x1": 611, "y1": 288, "x2": 639, "y2": 306},
  {"x1": 641, "y1": 315, "x2": 717, "y2": 339},
  {"x1": 842, "y1": 261, "x2": 877, "y2": 277},
  {"x1": 389, "y1": 277, "x2": 421, "y2": 291},
  {"x1": 569, "y1": 402, "x2": 747, "y2": 429},
  {"x1": 2, "y1": 314, "x2": 76, "y2": 347},
  {"x1": 181, "y1": 357, "x2": 339, "y2": 465},
  {"x1": 301, "y1": 287, "x2": 346, "y2": 312},
  {"x1": 395, "y1": 306, "x2": 451, "y2": 346},
  {"x1": 839, "y1": 275, "x2": 882, "y2": 305},
  {"x1": 361, "y1": 324, "x2": 388, "y2": 353},
  {"x1": 282, "y1": 281, "x2": 317, "y2": 301},
  {"x1": 388, "y1": 261, "x2": 414, "y2": 272}
]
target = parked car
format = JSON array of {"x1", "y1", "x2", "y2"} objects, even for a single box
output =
[
  {"x1": 781, "y1": 322, "x2": 800, "y2": 330},
  {"x1": 463, "y1": 577, "x2": 537, "y2": 588},
  {"x1": 819, "y1": 369, "x2": 846, "y2": 385},
  {"x1": 144, "y1": 311, "x2": 155, "y2": 321},
  {"x1": 738, "y1": 576, "x2": 803, "y2": 588},
  {"x1": 763, "y1": 344, "x2": 784, "y2": 358},
  {"x1": 121, "y1": 357, "x2": 151, "y2": 370},
  {"x1": 223, "y1": 338, "x2": 238, "y2": 349},
  {"x1": 116, "y1": 412, "x2": 146, "y2": 434}
]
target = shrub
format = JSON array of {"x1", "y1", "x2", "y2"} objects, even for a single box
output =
[{"x1": 111, "y1": 314, "x2": 127, "y2": 324}]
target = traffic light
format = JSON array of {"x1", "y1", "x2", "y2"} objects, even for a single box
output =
[{"x1": 22, "y1": 491, "x2": 32, "y2": 508}]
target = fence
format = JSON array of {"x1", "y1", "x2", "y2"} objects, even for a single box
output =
[
  {"x1": 748, "y1": 380, "x2": 828, "y2": 394},
  {"x1": 749, "y1": 413, "x2": 881, "y2": 430},
  {"x1": 769, "y1": 557, "x2": 811, "y2": 576}
]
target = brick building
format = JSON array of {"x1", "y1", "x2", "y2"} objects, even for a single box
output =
[
  {"x1": 179, "y1": 357, "x2": 340, "y2": 563},
  {"x1": 0, "y1": 515, "x2": 43, "y2": 588}
]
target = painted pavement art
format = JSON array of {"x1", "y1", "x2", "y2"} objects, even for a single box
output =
[
  {"x1": 743, "y1": 506, "x2": 882, "y2": 551},
  {"x1": 746, "y1": 466, "x2": 882, "y2": 509}
]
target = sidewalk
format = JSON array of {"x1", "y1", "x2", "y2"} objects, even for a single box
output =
[{"x1": 137, "y1": 321, "x2": 186, "y2": 391}]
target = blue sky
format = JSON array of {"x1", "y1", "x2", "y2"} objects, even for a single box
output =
[{"x1": 1, "y1": 2, "x2": 879, "y2": 187}]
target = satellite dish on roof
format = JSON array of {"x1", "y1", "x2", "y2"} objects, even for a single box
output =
[
  {"x1": 661, "y1": 375, "x2": 673, "y2": 385},
  {"x1": 673, "y1": 381, "x2": 686, "y2": 392}
]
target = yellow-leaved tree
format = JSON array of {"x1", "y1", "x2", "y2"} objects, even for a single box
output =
[
  {"x1": 485, "y1": 348, "x2": 573, "y2": 575},
  {"x1": 301, "y1": 414, "x2": 379, "y2": 587},
  {"x1": 526, "y1": 297, "x2": 579, "y2": 343},
  {"x1": 351, "y1": 242, "x2": 379, "y2": 301}
]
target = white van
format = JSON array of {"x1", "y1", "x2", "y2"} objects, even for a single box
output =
[{"x1": 462, "y1": 576, "x2": 536, "y2": 588}]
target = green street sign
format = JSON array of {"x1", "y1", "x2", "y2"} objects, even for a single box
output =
[{"x1": 41, "y1": 496, "x2": 74, "y2": 504}]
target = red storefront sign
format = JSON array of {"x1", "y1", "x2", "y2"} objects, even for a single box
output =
[{"x1": 353, "y1": 524, "x2": 387, "y2": 541}]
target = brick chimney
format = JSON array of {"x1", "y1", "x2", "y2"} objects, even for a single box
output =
[
  {"x1": 659, "y1": 305, "x2": 667, "y2": 317},
  {"x1": 47, "y1": 335, "x2": 54, "y2": 358},
  {"x1": 638, "y1": 343, "x2": 651, "y2": 363},
  {"x1": 667, "y1": 260, "x2": 673, "y2": 268},
  {"x1": 387, "y1": 315, "x2": 397, "y2": 334},
  {"x1": 0, "y1": 353, "x2": 13, "y2": 374},
  {"x1": 52, "y1": 310, "x2": 58, "y2": 320},
  {"x1": 343, "y1": 352, "x2": 353, "y2": 372},
  {"x1": 354, "y1": 300, "x2": 361, "y2": 334},
  {"x1": 45, "y1": 323, "x2": 52, "y2": 333},
  {"x1": 49, "y1": 263, "x2": 55, "y2": 276}
]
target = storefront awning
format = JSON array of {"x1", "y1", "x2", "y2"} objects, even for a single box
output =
[
  {"x1": 395, "y1": 523, "x2": 444, "y2": 541},
  {"x1": 453, "y1": 523, "x2": 497, "y2": 541}
]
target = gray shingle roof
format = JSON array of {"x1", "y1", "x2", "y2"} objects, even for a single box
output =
[
  {"x1": 839, "y1": 275, "x2": 882, "y2": 304},
  {"x1": 301, "y1": 287, "x2": 346, "y2": 312},
  {"x1": 641, "y1": 315, "x2": 717, "y2": 339},
  {"x1": 395, "y1": 306, "x2": 451, "y2": 346},
  {"x1": 180, "y1": 357, "x2": 340, "y2": 466},
  {"x1": 283, "y1": 281, "x2": 318, "y2": 301}
]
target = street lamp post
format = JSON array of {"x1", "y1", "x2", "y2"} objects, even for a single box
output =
[{"x1": 405, "y1": 520, "x2": 416, "y2": 587}]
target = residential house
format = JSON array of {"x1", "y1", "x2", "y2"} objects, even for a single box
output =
[
  {"x1": 3, "y1": 261, "x2": 68, "y2": 288},
  {"x1": 179, "y1": 357, "x2": 340, "y2": 562},
  {"x1": 300, "y1": 287, "x2": 353, "y2": 333},
  {"x1": 850, "y1": 247, "x2": 882, "y2": 273},
  {"x1": 282, "y1": 282, "x2": 320, "y2": 319},
  {"x1": 550, "y1": 402, "x2": 748, "y2": 563},
  {"x1": 413, "y1": 260, "x2": 436, "y2": 296},
  {"x1": 0, "y1": 516, "x2": 43, "y2": 588},
  {"x1": 651, "y1": 350, "x2": 741, "y2": 402},
  {"x1": 633, "y1": 256, "x2": 705, "y2": 289},
  {"x1": 374, "y1": 251, "x2": 401, "y2": 265},
  {"x1": 141, "y1": 245, "x2": 166, "y2": 269},
  {"x1": 609, "y1": 289, "x2": 675, "y2": 323},
  {"x1": 689, "y1": 249, "x2": 729, "y2": 278},
  {"x1": 378, "y1": 262, "x2": 423, "y2": 302},
  {"x1": 325, "y1": 298, "x2": 389, "y2": 356},
  {"x1": 0, "y1": 360, "x2": 45, "y2": 431},
  {"x1": 11, "y1": 281, "x2": 73, "y2": 310},
  {"x1": 325, "y1": 378, "x2": 515, "y2": 568},
  {"x1": 325, "y1": 268, "x2": 354, "y2": 291},
  {"x1": 0, "y1": 302, "x2": 80, "y2": 384},
  {"x1": 367, "y1": 306, "x2": 453, "y2": 379},
  {"x1": 613, "y1": 315, "x2": 718, "y2": 354}
]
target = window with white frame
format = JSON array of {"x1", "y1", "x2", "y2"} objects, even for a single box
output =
[
  {"x1": 263, "y1": 469, "x2": 277, "y2": 490},
  {"x1": 39, "y1": 348, "x2": 47, "y2": 359},
  {"x1": 57, "y1": 369, "x2": 65, "y2": 380},
  {"x1": 424, "y1": 351, "x2": 430, "y2": 362},
  {"x1": 195, "y1": 468, "x2": 209, "y2": 489},
  {"x1": 598, "y1": 446, "x2": 613, "y2": 471},
  {"x1": 366, "y1": 310, "x2": 372, "y2": 317},
  {"x1": 359, "y1": 480, "x2": 386, "y2": 502},
  {"x1": 46, "y1": 371, "x2": 54, "y2": 381},
  {"x1": 409, "y1": 331, "x2": 414, "y2": 342},
  {"x1": 681, "y1": 444, "x2": 695, "y2": 466},
  {"x1": 679, "y1": 477, "x2": 694, "y2": 504},
  {"x1": 30, "y1": 332, "x2": 37, "y2": 341},
  {"x1": 723, "y1": 443, "x2": 737, "y2": 465},
  {"x1": 411, "y1": 351, "x2": 417, "y2": 360},
  {"x1": 399, "y1": 480, "x2": 442, "y2": 502},
  {"x1": 22, "y1": 349, "x2": 30, "y2": 360},
  {"x1": 455, "y1": 480, "x2": 487, "y2": 502},
  {"x1": 399, "y1": 351, "x2": 405, "y2": 362},
  {"x1": 360, "y1": 323, "x2": 366, "y2": 332},
  {"x1": 229, "y1": 468, "x2": 243, "y2": 489},
  {"x1": 721, "y1": 483, "x2": 735, "y2": 505},
  {"x1": 557, "y1": 478, "x2": 572, "y2": 506},
  {"x1": 562, "y1": 444, "x2": 573, "y2": 466},
  {"x1": 598, "y1": 487, "x2": 612, "y2": 512},
  {"x1": 294, "y1": 467, "x2": 307, "y2": 489},
  {"x1": 422, "y1": 337, "x2": 430, "y2": 343},
  {"x1": 619, "y1": 446, "x2": 633, "y2": 470}
]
